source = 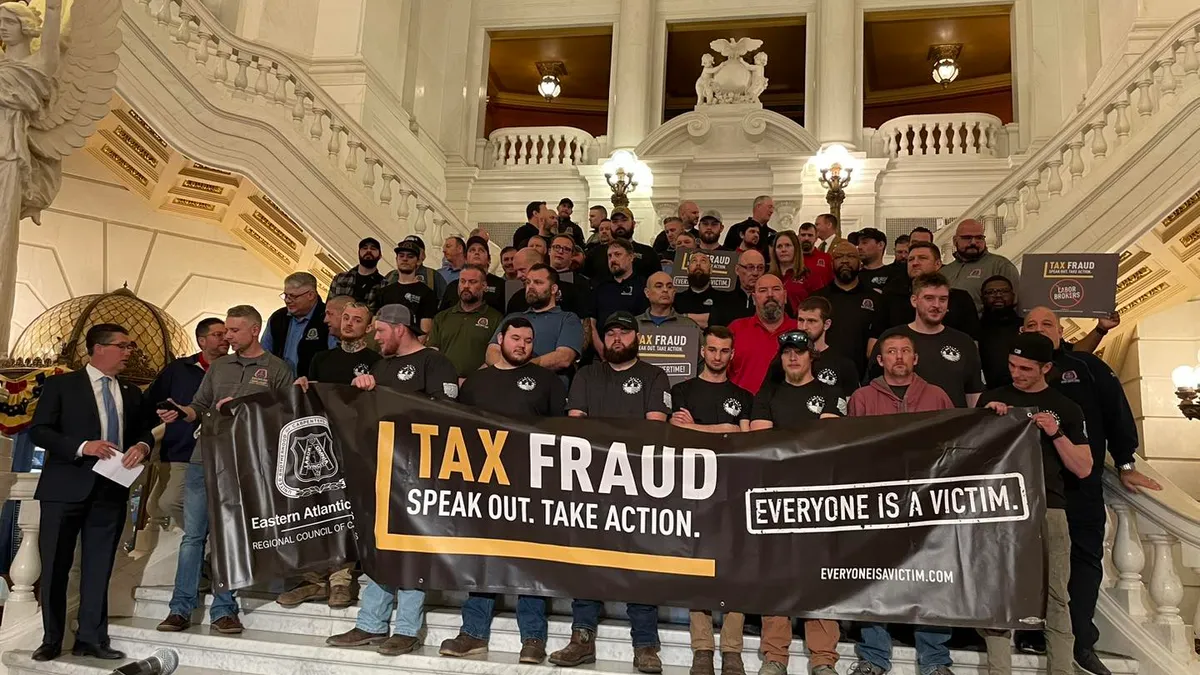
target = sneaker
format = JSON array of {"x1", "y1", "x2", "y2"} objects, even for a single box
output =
[
  {"x1": 211, "y1": 616, "x2": 243, "y2": 634},
  {"x1": 1074, "y1": 649, "x2": 1112, "y2": 675},
  {"x1": 758, "y1": 661, "x2": 788, "y2": 675},
  {"x1": 156, "y1": 614, "x2": 191, "y2": 632},
  {"x1": 328, "y1": 584, "x2": 356, "y2": 609},
  {"x1": 721, "y1": 652, "x2": 746, "y2": 675},
  {"x1": 440, "y1": 633, "x2": 488, "y2": 657},
  {"x1": 848, "y1": 661, "x2": 886, "y2": 675},
  {"x1": 519, "y1": 638, "x2": 547, "y2": 664},
  {"x1": 378, "y1": 634, "x2": 420, "y2": 656},
  {"x1": 326, "y1": 627, "x2": 388, "y2": 647},
  {"x1": 811, "y1": 667, "x2": 839, "y2": 675},
  {"x1": 276, "y1": 582, "x2": 327, "y2": 608},
  {"x1": 549, "y1": 629, "x2": 597, "y2": 667},
  {"x1": 1014, "y1": 630, "x2": 1046, "y2": 655},
  {"x1": 634, "y1": 646, "x2": 663, "y2": 674},
  {"x1": 691, "y1": 650, "x2": 715, "y2": 675}
]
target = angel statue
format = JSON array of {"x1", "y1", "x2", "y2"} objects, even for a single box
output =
[
  {"x1": 707, "y1": 36, "x2": 764, "y2": 101},
  {"x1": 0, "y1": 0, "x2": 122, "y2": 354},
  {"x1": 695, "y1": 53, "x2": 718, "y2": 105},
  {"x1": 747, "y1": 52, "x2": 769, "y2": 102}
]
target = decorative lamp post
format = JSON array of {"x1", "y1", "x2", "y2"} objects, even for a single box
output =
[
  {"x1": 1172, "y1": 356, "x2": 1200, "y2": 420},
  {"x1": 812, "y1": 144, "x2": 855, "y2": 225},
  {"x1": 603, "y1": 149, "x2": 641, "y2": 209}
]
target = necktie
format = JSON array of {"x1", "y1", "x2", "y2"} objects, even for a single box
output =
[
  {"x1": 100, "y1": 376, "x2": 121, "y2": 447},
  {"x1": 819, "y1": 240, "x2": 828, "y2": 252}
]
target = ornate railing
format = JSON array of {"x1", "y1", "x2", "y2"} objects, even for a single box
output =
[
  {"x1": 484, "y1": 127, "x2": 599, "y2": 168},
  {"x1": 134, "y1": 0, "x2": 471, "y2": 244},
  {"x1": 871, "y1": 113, "x2": 1011, "y2": 158},
  {"x1": 0, "y1": 472, "x2": 41, "y2": 635},
  {"x1": 938, "y1": 9, "x2": 1200, "y2": 248}
]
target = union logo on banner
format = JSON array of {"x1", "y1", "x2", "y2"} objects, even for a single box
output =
[{"x1": 276, "y1": 416, "x2": 345, "y2": 498}]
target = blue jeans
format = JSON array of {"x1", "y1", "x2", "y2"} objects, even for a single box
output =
[
  {"x1": 461, "y1": 593, "x2": 547, "y2": 642},
  {"x1": 168, "y1": 464, "x2": 239, "y2": 621},
  {"x1": 356, "y1": 579, "x2": 425, "y2": 637},
  {"x1": 572, "y1": 599, "x2": 659, "y2": 648},
  {"x1": 856, "y1": 623, "x2": 952, "y2": 673}
]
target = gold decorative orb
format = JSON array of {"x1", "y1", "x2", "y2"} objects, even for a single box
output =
[{"x1": 7, "y1": 287, "x2": 192, "y2": 384}]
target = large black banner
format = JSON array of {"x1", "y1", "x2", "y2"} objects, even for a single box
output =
[{"x1": 211, "y1": 386, "x2": 1047, "y2": 628}]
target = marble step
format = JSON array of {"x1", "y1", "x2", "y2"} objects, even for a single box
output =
[
  {"x1": 1, "y1": 650, "x2": 251, "y2": 675},
  {"x1": 129, "y1": 586, "x2": 1139, "y2": 675}
]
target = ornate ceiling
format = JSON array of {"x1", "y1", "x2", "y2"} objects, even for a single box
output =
[{"x1": 84, "y1": 100, "x2": 347, "y2": 294}]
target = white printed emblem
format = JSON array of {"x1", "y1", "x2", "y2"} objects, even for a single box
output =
[
  {"x1": 305, "y1": 327, "x2": 319, "y2": 340},
  {"x1": 663, "y1": 391, "x2": 672, "y2": 408},
  {"x1": 872, "y1": 276, "x2": 888, "y2": 286},
  {"x1": 1061, "y1": 370, "x2": 1079, "y2": 383},
  {"x1": 817, "y1": 368, "x2": 837, "y2": 386},
  {"x1": 352, "y1": 363, "x2": 371, "y2": 376},
  {"x1": 861, "y1": 298, "x2": 874, "y2": 311},
  {"x1": 723, "y1": 398, "x2": 743, "y2": 417},
  {"x1": 837, "y1": 397, "x2": 848, "y2": 415},
  {"x1": 517, "y1": 376, "x2": 537, "y2": 392},
  {"x1": 443, "y1": 382, "x2": 459, "y2": 399},
  {"x1": 623, "y1": 377, "x2": 643, "y2": 394},
  {"x1": 397, "y1": 364, "x2": 417, "y2": 381},
  {"x1": 475, "y1": 317, "x2": 490, "y2": 328},
  {"x1": 940, "y1": 346, "x2": 961, "y2": 362},
  {"x1": 404, "y1": 293, "x2": 420, "y2": 304},
  {"x1": 806, "y1": 396, "x2": 825, "y2": 414},
  {"x1": 276, "y1": 416, "x2": 344, "y2": 499}
]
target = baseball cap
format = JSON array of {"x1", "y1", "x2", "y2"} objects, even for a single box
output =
[
  {"x1": 394, "y1": 240, "x2": 421, "y2": 256},
  {"x1": 375, "y1": 303, "x2": 423, "y2": 335},
  {"x1": 359, "y1": 237, "x2": 381, "y2": 250},
  {"x1": 403, "y1": 234, "x2": 426, "y2": 250},
  {"x1": 602, "y1": 311, "x2": 639, "y2": 333},
  {"x1": 610, "y1": 207, "x2": 633, "y2": 221},
  {"x1": 466, "y1": 235, "x2": 489, "y2": 251},
  {"x1": 1011, "y1": 332, "x2": 1054, "y2": 363},
  {"x1": 777, "y1": 330, "x2": 812, "y2": 353}
]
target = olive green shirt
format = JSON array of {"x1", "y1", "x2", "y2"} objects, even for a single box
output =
[
  {"x1": 189, "y1": 350, "x2": 292, "y2": 462},
  {"x1": 427, "y1": 303, "x2": 504, "y2": 377}
]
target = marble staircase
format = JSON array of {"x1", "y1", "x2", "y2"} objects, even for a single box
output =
[{"x1": 3, "y1": 585, "x2": 1140, "y2": 675}]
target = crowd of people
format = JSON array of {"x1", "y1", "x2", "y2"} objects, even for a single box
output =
[{"x1": 27, "y1": 194, "x2": 1163, "y2": 675}]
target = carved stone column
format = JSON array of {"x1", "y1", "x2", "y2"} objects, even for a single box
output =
[
  {"x1": 812, "y1": 0, "x2": 858, "y2": 148},
  {"x1": 610, "y1": 0, "x2": 656, "y2": 150}
]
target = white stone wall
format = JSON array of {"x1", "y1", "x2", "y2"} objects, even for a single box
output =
[{"x1": 8, "y1": 153, "x2": 284, "y2": 354}]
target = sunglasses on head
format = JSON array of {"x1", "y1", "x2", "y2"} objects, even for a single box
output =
[{"x1": 777, "y1": 331, "x2": 810, "y2": 350}]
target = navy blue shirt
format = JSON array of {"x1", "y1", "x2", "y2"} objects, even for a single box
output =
[{"x1": 143, "y1": 354, "x2": 207, "y2": 462}]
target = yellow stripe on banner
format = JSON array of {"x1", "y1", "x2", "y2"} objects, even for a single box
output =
[
  {"x1": 376, "y1": 532, "x2": 717, "y2": 577},
  {"x1": 374, "y1": 421, "x2": 715, "y2": 578}
]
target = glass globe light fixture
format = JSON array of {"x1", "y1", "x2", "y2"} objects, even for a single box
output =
[{"x1": 537, "y1": 75, "x2": 561, "y2": 101}]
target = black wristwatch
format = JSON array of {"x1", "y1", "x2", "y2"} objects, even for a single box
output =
[{"x1": 1049, "y1": 430, "x2": 1065, "y2": 441}]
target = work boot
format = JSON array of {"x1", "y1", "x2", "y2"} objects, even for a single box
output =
[
  {"x1": 276, "y1": 581, "x2": 327, "y2": 608},
  {"x1": 847, "y1": 661, "x2": 886, "y2": 675},
  {"x1": 327, "y1": 584, "x2": 356, "y2": 609},
  {"x1": 690, "y1": 649, "x2": 715, "y2": 675},
  {"x1": 519, "y1": 638, "x2": 547, "y2": 664},
  {"x1": 633, "y1": 646, "x2": 663, "y2": 674},
  {"x1": 721, "y1": 652, "x2": 746, "y2": 675},
  {"x1": 549, "y1": 629, "x2": 597, "y2": 667},
  {"x1": 211, "y1": 616, "x2": 243, "y2": 635},
  {"x1": 378, "y1": 634, "x2": 420, "y2": 656},
  {"x1": 439, "y1": 633, "x2": 488, "y2": 657},
  {"x1": 758, "y1": 661, "x2": 787, "y2": 675},
  {"x1": 811, "y1": 666, "x2": 838, "y2": 675},
  {"x1": 155, "y1": 614, "x2": 191, "y2": 632},
  {"x1": 326, "y1": 627, "x2": 388, "y2": 647}
]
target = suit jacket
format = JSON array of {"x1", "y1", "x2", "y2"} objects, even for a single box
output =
[{"x1": 30, "y1": 370, "x2": 154, "y2": 504}]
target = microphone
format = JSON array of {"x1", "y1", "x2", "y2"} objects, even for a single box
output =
[{"x1": 111, "y1": 648, "x2": 179, "y2": 675}]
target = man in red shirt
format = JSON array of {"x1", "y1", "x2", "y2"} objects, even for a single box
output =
[
  {"x1": 728, "y1": 274, "x2": 797, "y2": 394},
  {"x1": 798, "y1": 222, "x2": 834, "y2": 289}
]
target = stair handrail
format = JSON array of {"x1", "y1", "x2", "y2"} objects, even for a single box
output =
[
  {"x1": 936, "y1": 8, "x2": 1200, "y2": 246},
  {"x1": 149, "y1": 0, "x2": 470, "y2": 239}
]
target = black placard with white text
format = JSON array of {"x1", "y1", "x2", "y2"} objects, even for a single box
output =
[
  {"x1": 672, "y1": 248, "x2": 735, "y2": 291},
  {"x1": 1019, "y1": 253, "x2": 1119, "y2": 318}
]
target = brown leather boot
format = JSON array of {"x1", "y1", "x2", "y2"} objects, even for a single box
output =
[
  {"x1": 633, "y1": 645, "x2": 663, "y2": 674},
  {"x1": 548, "y1": 629, "x2": 596, "y2": 667},
  {"x1": 691, "y1": 649, "x2": 716, "y2": 675},
  {"x1": 721, "y1": 651, "x2": 747, "y2": 675}
]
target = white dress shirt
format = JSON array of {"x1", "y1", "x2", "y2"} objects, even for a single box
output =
[
  {"x1": 816, "y1": 235, "x2": 837, "y2": 253},
  {"x1": 76, "y1": 364, "x2": 146, "y2": 457}
]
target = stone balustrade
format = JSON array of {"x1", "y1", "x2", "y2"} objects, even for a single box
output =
[
  {"x1": 0, "y1": 472, "x2": 42, "y2": 636},
  {"x1": 871, "y1": 113, "x2": 1010, "y2": 158},
  {"x1": 484, "y1": 127, "x2": 598, "y2": 168},
  {"x1": 940, "y1": 9, "x2": 1200, "y2": 248},
  {"x1": 134, "y1": 0, "x2": 470, "y2": 246}
]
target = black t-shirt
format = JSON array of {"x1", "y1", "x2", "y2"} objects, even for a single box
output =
[
  {"x1": 439, "y1": 273, "x2": 507, "y2": 314},
  {"x1": 373, "y1": 280, "x2": 439, "y2": 320},
  {"x1": 859, "y1": 266, "x2": 895, "y2": 293},
  {"x1": 567, "y1": 360, "x2": 671, "y2": 419},
  {"x1": 977, "y1": 385, "x2": 1088, "y2": 509},
  {"x1": 309, "y1": 347, "x2": 383, "y2": 383},
  {"x1": 512, "y1": 223, "x2": 546, "y2": 249},
  {"x1": 583, "y1": 241, "x2": 662, "y2": 281},
  {"x1": 505, "y1": 278, "x2": 594, "y2": 319},
  {"x1": 459, "y1": 363, "x2": 566, "y2": 417},
  {"x1": 723, "y1": 218, "x2": 777, "y2": 251},
  {"x1": 979, "y1": 310, "x2": 1022, "y2": 388},
  {"x1": 889, "y1": 384, "x2": 909, "y2": 400},
  {"x1": 670, "y1": 377, "x2": 752, "y2": 426},
  {"x1": 763, "y1": 348, "x2": 860, "y2": 397},
  {"x1": 752, "y1": 379, "x2": 843, "y2": 430},
  {"x1": 874, "y1": 285, "x2": 981, "y2": 340},
  {"x1": 707, "y1": 288, "x2": 756, "y2": 328},
  {"x1": 352, "y1": 271, "x2": 385, "y2": 303},
  {"x1": 674, "y1": 286, "x2": 725, "y2": 316},
  {"x1": 592, "y1": 275, "x2": 650, "y2": 327},
  {"x1": 371, "y1": 348, "x2": 460, "y2": 400},
  {"x1": 812, "y1": 282, "x2": 878, "y2": 377},
  {"x1": 870, "y1": 325, "x2": 984, "y2": 408}
]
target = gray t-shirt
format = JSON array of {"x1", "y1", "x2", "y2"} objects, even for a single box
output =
[{"x1": 189, "y1": 350, "x2": 293, "y2": 462}]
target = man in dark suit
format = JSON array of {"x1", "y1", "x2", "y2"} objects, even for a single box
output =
[{"x1": 29, "y1": 323, "x2": 153, "y2": 661}]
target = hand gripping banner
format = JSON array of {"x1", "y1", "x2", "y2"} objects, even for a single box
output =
[{"x1": 209, "y1": 385, "x2": 1048, "y2": 628}]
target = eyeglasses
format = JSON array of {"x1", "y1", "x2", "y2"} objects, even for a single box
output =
[
  {"x1": 280, "y1": 290, "x2": 313, "y2": 302},
  {"x1": 551, "y1": 244, "x2": 573, "y2": 254},
  {"x1": 738, "y1": 264, "x2": 766, "y2": 273},
  {"x1": 101, "y1": 341, "x2": 137, "y2": 351}
]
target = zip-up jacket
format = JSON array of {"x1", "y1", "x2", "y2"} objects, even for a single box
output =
[{"x1": 847, "y1": 374, "x2": 954, "y2": 416}]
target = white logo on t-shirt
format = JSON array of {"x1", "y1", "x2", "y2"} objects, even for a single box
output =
[
  {"x1": 623, "y1": 377, "x2": 643, "y2": 395},
  {"x1": 837, "y1": 397, "x2": 848, "y2": 415},
  {"x1": 517, "y1": 376, "x2": 536, "y2": 392},
  {"x1": 807, "y1": 396, "x2": 825, "y2": 414},
  {"x1": 353, "y1": 363, "x2": 371, "y2": 376},
  {"x1": 723, "y1": 398, "x2": 743, "y2": 417},
  {"x1": 404, "y1": 293, "x2": 420, "y2": 304},
  {"x1": 397, "y1": 365, "x2": 416, "y2": 381},
  {"x1": 940, "y1": 346, "x2": 961, "y2": 362},
  {"x1": 817, "y1": 368, "x2": 837, "y2": 386},
  {"x1": 663, "y1": 391, "x2": 672, "y2": 408},
  {"x1": 443, "y1": 383, "x2": 459, "y2": 399}
]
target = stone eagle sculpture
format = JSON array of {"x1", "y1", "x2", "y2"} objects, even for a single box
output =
[{"x1": 696, "y1": 37, "x2": 768, "y2": 106}]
